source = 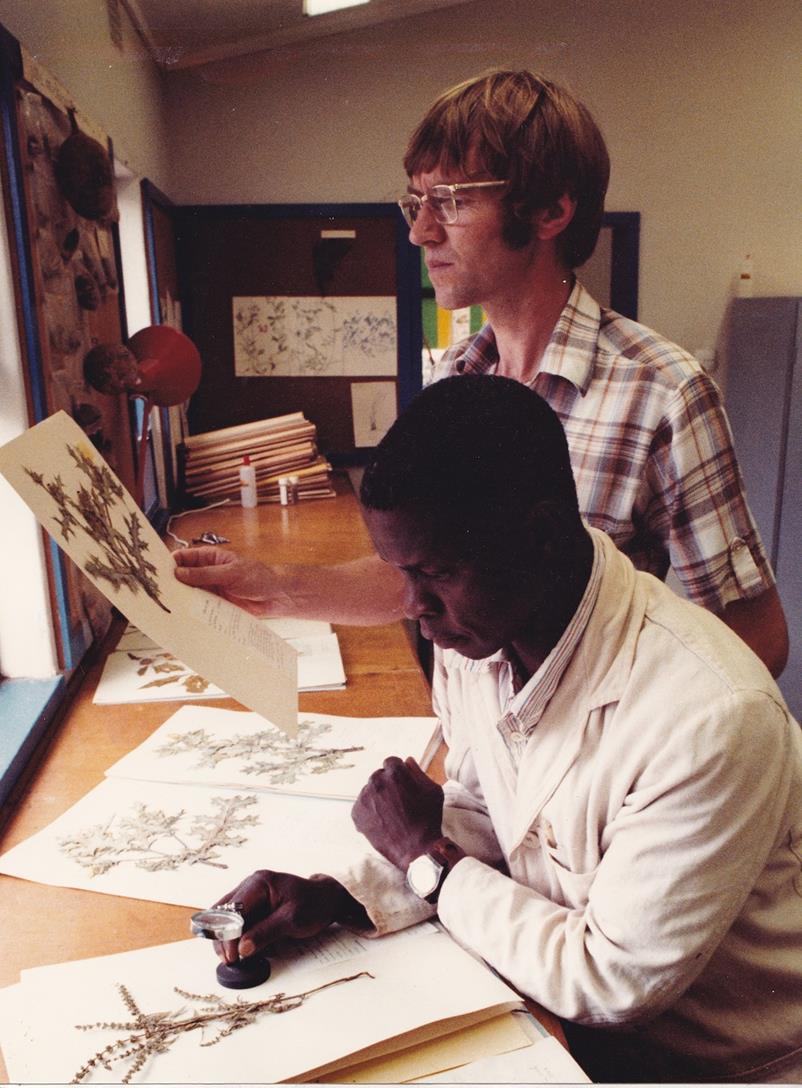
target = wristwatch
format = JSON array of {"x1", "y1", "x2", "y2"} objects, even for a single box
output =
[{"x1": 406, "y1": 838, "x2": 463, "y2": 904}]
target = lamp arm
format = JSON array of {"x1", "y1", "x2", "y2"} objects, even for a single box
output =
[{"x1": 133, "y1": 394, "x2": 154, "y2": 510}]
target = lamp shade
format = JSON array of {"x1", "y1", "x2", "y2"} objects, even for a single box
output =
[{"x1": 127, "y1": 325, "x2": 202, "y2": 407}]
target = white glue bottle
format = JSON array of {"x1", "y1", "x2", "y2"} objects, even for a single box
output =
[{"x1": 239, "y1": 455, "x2": 257, "y2": 508}]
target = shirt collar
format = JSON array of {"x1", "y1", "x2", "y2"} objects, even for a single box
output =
[
  {"x1": 538, "y1": 280, "x2": 600, "y2": 396},
  {"x1": 508, "y1": 525, "x2": 604, "y2": 731},
  {"x1": 453, "y1": 279, "x2": 601, "y2": 396}
]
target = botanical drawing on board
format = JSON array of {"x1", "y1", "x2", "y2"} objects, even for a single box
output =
[
  {"x1": 155, "y1": 718, "x2": 365, "y2": 786},
  {"x1": 351, "y1": 381, "x2": 397, "y2": 448},
  {"x1": 24, "y1": 442, "x2": 170, "y2": 612},
  {"x1": 58, "y1": 793, "x2": 259, "y2": 875},
  {"x1": 233, "y1": 295, "x2": 397, "y2": 378}
]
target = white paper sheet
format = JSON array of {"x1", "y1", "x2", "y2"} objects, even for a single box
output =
[
  {"x1": 104, "y1": 705, "x2": 440, "y2": 799},
  {"x1": 262, "y1": 617, "x2": 332, "y2": 639},
  {"x1": 0, "y1": 777, "x2": 368, "y2": 907},
  {"x1": 118, "y1": 618, "x2": 333, "y2": 651},
  {"x1": 93, "y1": 648, "x2": 228, "y2": 703},
  {"x1": 0, "y1": 412, "x2": 298, "y2": 735},
  {"x1": 291, "y1": 631, "x2": 347, "y2": 690},
  {"x1": 93, "y1": 632, "x2": 345, "y2": 704},
  {"x1": 351, "y1": 380, "x2": 397, "y2": 447},
  {"x1": 1, "y1": 928, "x2": 521, "y2": 1084}
]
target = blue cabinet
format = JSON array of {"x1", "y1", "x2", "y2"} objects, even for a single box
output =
[{"x1": 726, "y1": 297, "x2": 801, "y2": 718}]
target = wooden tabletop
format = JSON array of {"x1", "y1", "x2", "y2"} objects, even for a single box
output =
[{"x1": 0, "y1": 472, "x2": 564, "y2": 1076}]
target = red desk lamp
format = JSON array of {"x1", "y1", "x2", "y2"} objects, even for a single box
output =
[{"x1": 83, "y1": 326, "x2": 202, "y2": 507}]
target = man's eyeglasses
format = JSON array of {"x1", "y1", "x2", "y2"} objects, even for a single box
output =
[{"x1": 398, "y1": 181, "x2": 507, "y2": 227}]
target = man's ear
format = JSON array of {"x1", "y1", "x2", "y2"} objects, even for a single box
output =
[
  {"x1": 533, "y1": 193, "x2": 577, "y2": 241},
  {"x1": 521, "y1": 500, "x2": 565, "y2": 557}
]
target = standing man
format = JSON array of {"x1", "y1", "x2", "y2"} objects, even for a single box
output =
[{"x1": 175, "y1": 69, "x2": 787, "y2": 676}]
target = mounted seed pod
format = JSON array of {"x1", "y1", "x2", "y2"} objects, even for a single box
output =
[
  {"x1": 72, "y1": 401, "x2": 103, "y2": 436},
  {"x1": 55, "y1": 110, "x2": 116, "y2": 221},
  {"x1": 83, "y1": 342, "x2": 141, "y2": 394},
  {"x1": 75, "y1": 272, "x2": 100, "y2": 310},
  {"x1": 61, "y1": 226, "x2": 80, "y2": 262}
]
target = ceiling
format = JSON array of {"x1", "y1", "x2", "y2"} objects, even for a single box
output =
[{"x1": 122, "y1": 0, "x2": 477, "y2": 70}]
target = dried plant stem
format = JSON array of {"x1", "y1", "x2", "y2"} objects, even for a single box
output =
[{"x1": 72, "y1": 970, "x2": 373, "y2": 1083}]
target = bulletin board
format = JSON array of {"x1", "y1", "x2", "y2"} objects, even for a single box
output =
[
  {"x1": 0, "y1": 28, "x2": 134, "y2": 667},
  {"x1": 173, "y1": 203, "x2": 421, "y2": 462}
]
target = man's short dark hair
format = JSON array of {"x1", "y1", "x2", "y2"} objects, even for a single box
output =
[
  {"x1": 360, "y1": 375, "x2": 581, "y2": 546},
  {"x1": 403, "y1": 69, "x2": 610, "y2": 268}
]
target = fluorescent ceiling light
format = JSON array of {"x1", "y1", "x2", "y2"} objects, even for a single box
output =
[{"x1": 303, "y1": 0, "x2": 370, "y2": 15}]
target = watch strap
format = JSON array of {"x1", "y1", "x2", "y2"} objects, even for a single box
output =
[{"x1": 416, "y1": 837, "x2": 465, "y2": 904}]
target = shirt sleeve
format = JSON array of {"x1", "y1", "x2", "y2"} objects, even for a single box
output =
[
  {"x1": 435, "y1": 690, "x2": 794, "y2": 1026},
  {"x1": 644, "y1": 370, "x2": 774, "y2": 612}
]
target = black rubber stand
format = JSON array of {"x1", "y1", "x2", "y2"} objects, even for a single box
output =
[{"x1": 216, "y1": 956, "x2": 271, "y2": 989}]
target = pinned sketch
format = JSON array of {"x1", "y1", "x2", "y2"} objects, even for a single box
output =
[
  {"x1": 0, "y1": 777, "x2": 367, "y2": 907},
  {"x1": 0, "y1": 927, "x2": 522, "y2": 1084},
  {"x1": 105, "y1": 705, "x2": 440, "y2": 799},
  {"x1": 95, "y1": 631, "x2": 345, "y2": 704},
  {"x1": 351, "y1": 380, "x2": 397, "y2": 447},
  {"x1": 233, "y1": 296, "x2": 397, "y2": 377},
  {"x1": 0, "y1": 412, "x2": 298, "y2": 735}
]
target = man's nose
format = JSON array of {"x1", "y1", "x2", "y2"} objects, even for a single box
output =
[
  {"x1": 408, "y1": 204, "x2": 445, "y2": 247},
  {"x1": 403, "y1": 579, "x2": 440, "y2": 621}
]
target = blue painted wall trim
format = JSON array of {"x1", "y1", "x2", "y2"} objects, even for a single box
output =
[{"x1": 0, "y1": 676, "x2": 65, "y2": 810}]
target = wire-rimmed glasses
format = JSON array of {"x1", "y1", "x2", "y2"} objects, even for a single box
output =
[{"x1": 398, "y1": 180, "x2": 507, "y2": 227}]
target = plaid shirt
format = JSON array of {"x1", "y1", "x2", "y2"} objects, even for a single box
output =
[{"x1": 431, "y1": 281, "x2": 773, "y2": 613}]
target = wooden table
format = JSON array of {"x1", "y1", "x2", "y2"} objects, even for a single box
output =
[{"x1": 0, "y1": 472, "x2": 564, "y2": 1079}]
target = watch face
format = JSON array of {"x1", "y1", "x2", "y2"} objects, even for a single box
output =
[{"x1": 407, "y1": 854, "x2": 442, "y2": 899}]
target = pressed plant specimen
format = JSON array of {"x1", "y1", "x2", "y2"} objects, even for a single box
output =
[
  {"x1": 156, "y1": 718, "x2": 364, "y2": 785},
  {"x1": 72, "y1": 971, "x2": 373, "y2": 1083},
  {"x1": 127, "y1": 650, "x2": 213, "y2": 695},
  {"x1": 25, "y1": 442, "x2": 170, "y2": 612},
  {"x1": 58, "y1": 793, "x2": 260, "y2": 875}
]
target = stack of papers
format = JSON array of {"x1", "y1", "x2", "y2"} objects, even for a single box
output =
[
  {"x1": 182, "y1": 411, "x2": 335, "y2": 504},
  {"x1": 0, "y1": 926, "x2": 531, "y2": 1083},
  {"x1": 0, "y1": 705, "x2": 440, "y2": 907}
]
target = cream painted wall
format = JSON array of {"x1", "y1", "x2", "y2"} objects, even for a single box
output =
[
  {"x1": 0, "y1": 0, "x2": 170, "y2": 186},
  {"x1": 163, "y1": 0, "x2": 802, "y2": 366}
]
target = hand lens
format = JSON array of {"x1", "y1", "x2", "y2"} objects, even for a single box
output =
[
  {"x1": 190, "y1": 902, "x2": 271, "y2": 990},
  {"x1": 190, "y1": 906, "x2": 245, "y2": 941}
]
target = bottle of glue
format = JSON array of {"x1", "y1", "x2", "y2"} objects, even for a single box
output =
[{"x1": 239, "y1": 455, "x2": 257, "y2": 508}]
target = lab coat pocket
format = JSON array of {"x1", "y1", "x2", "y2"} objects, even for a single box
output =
[{"x1": 539, "y1": 831, "x2": 598, "y2": 910}]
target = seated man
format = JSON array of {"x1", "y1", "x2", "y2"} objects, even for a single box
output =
[{"x1": 208, "y1": 376, "x2": 802, "y2": 1083}]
